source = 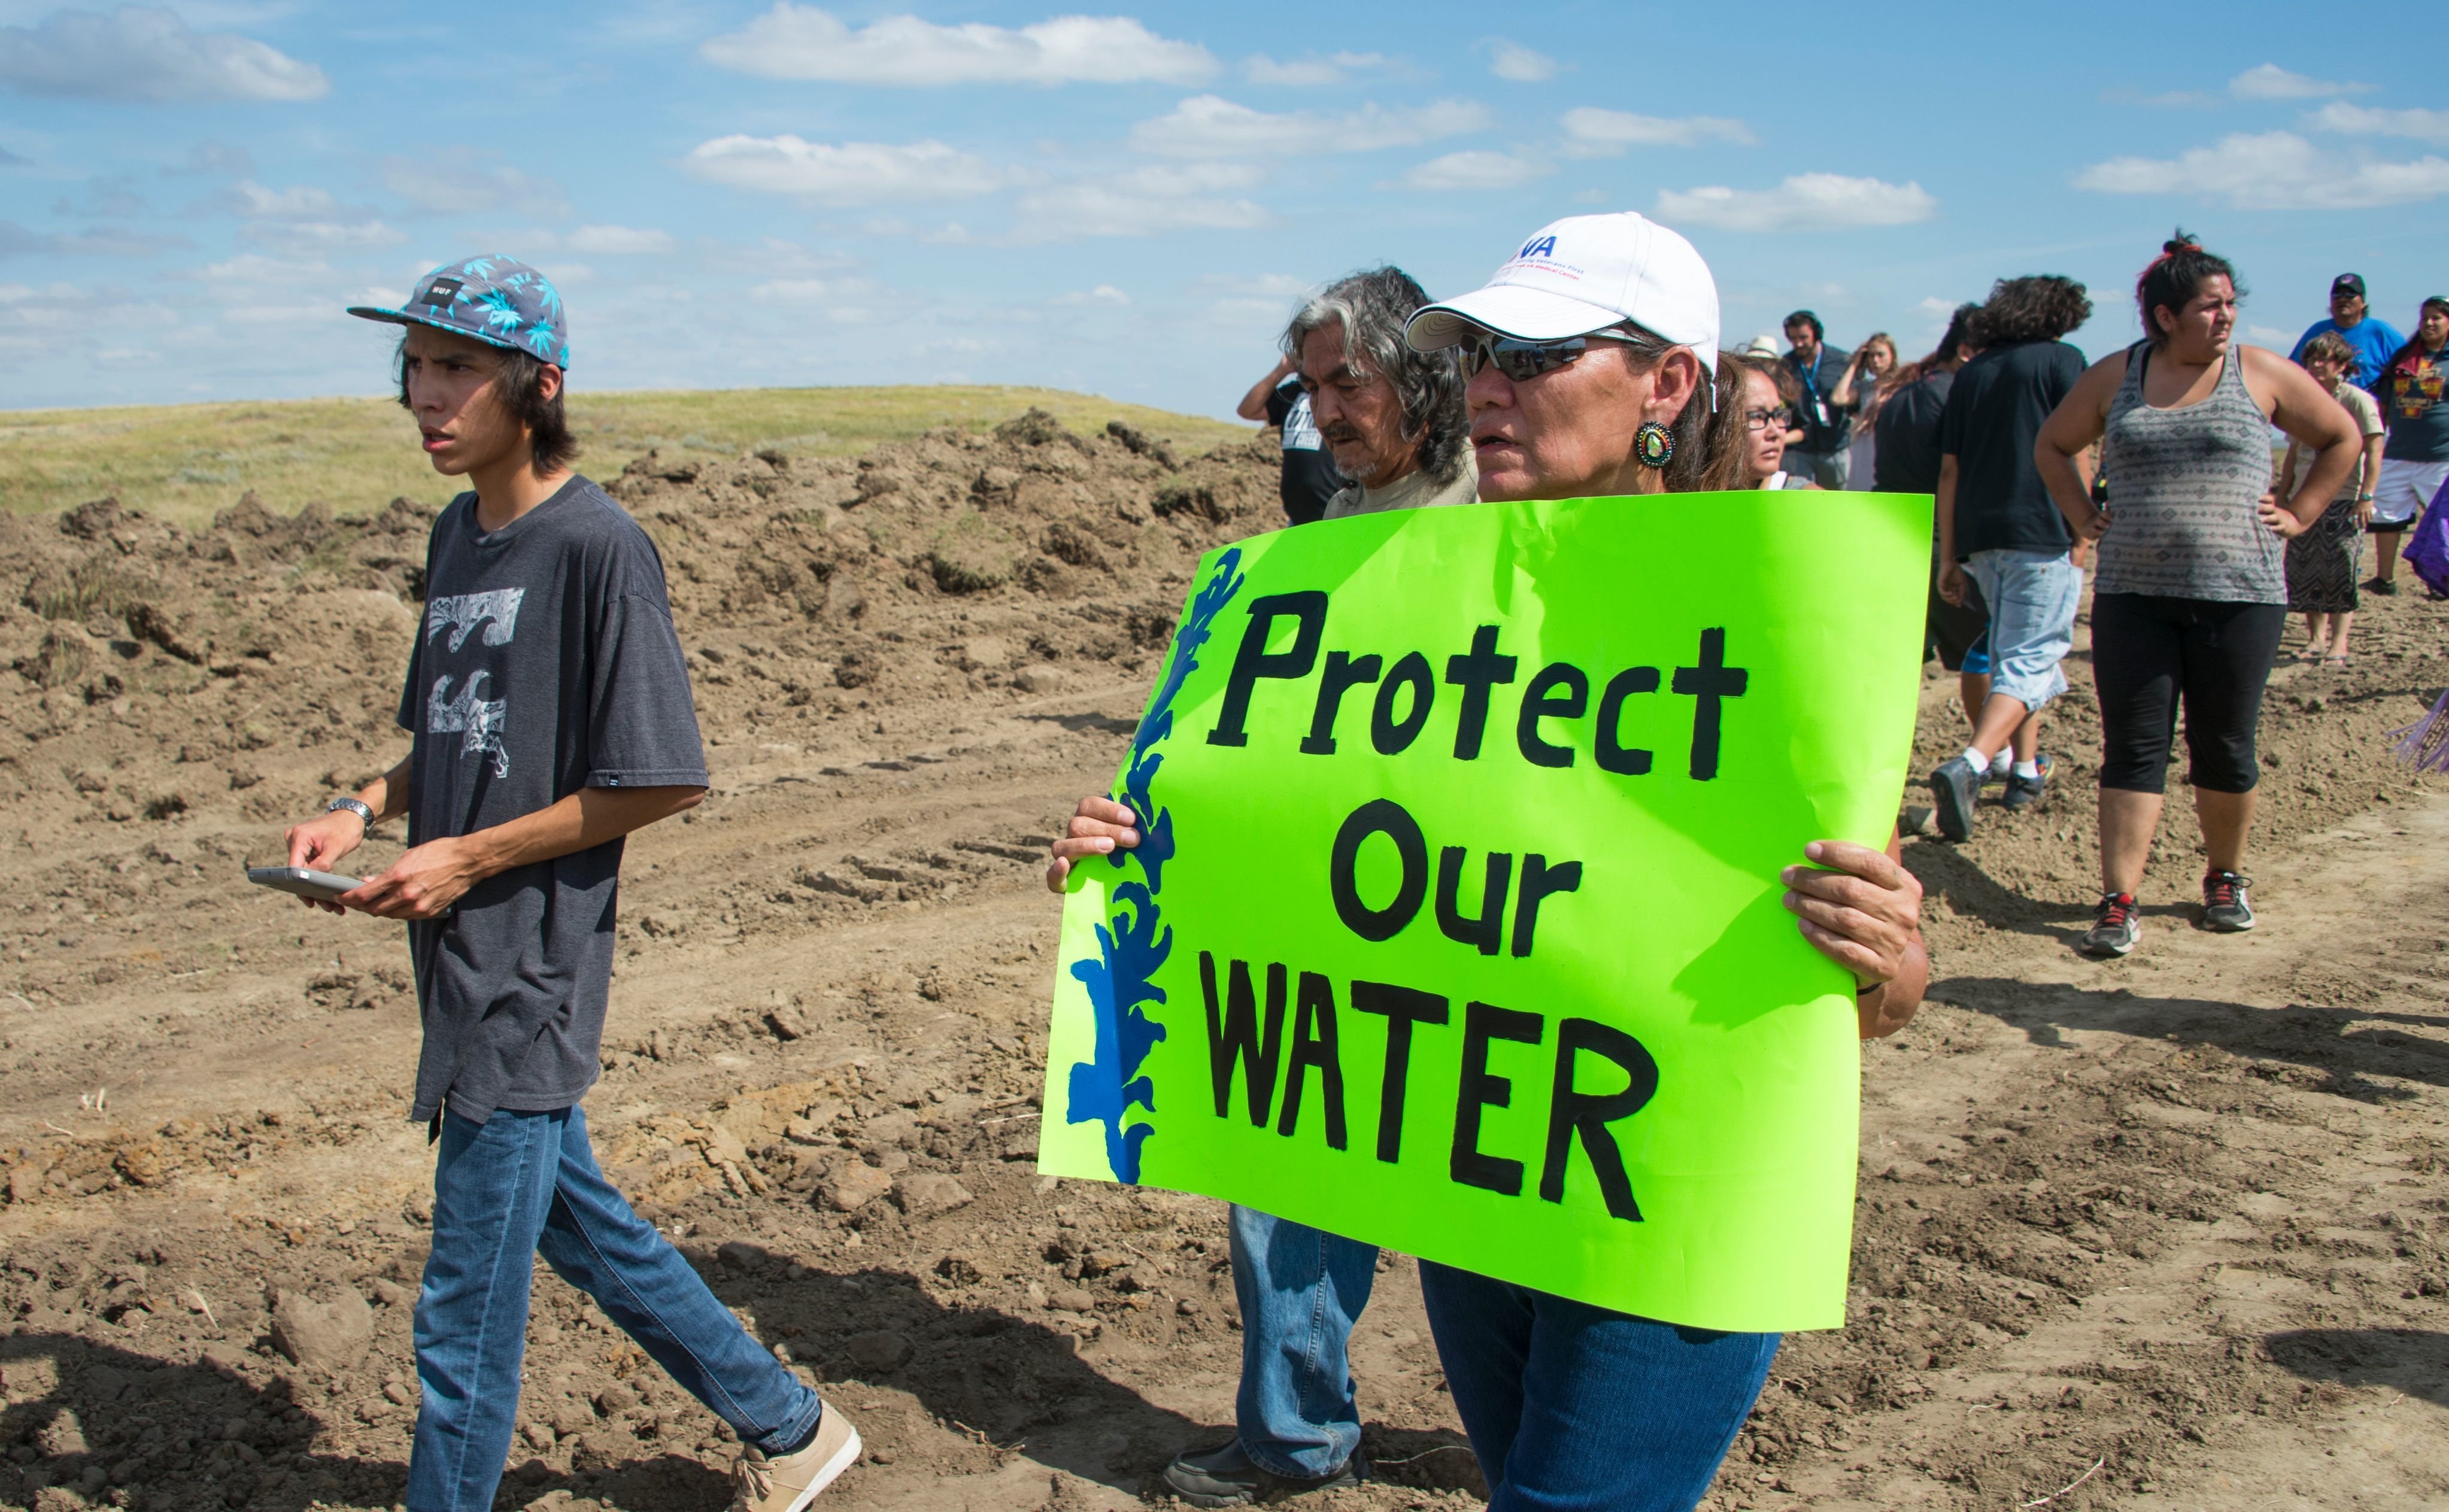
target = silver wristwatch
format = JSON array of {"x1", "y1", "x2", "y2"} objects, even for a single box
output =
[{"x1": 325, "y1": 796, "x2": 376, "y2": 830}]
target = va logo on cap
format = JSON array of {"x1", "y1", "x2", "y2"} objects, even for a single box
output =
[{"x1": 1519, "y1": 235, "x2": 1559, "y2": 260}]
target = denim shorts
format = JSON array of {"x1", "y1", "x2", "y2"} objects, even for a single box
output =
[{"x1": 1961, "y1": 548, "x2": 2081, "y2": 713}]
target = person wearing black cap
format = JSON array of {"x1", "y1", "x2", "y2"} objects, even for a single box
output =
[
  {"x1": 284, "y1": 257, "x2": 863, "y2": 1512},
  {"x1": 2292, "y1": 274, "x2": 2405, "y2": 396}
]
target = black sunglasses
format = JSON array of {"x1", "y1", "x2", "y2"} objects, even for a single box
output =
[{"x1": 1461, "y1": 328, "x2": 1637, "y2": 382}]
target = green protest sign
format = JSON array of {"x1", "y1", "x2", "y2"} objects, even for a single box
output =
[{"x1": 1041, "y1": 490, "x2": 1929, "y2": 1332}]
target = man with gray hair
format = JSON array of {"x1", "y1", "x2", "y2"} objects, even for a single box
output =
[
  {"x1": 1289, "y1": 265, "x2": 1477, "y2": 521},
  {"x1": 1160, "y1": 265, "x2": 1469, "y2": 1509}
]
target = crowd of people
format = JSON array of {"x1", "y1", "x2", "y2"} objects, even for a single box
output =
[
  {"x1": 263, "y1": 205, "x2": 2436, "y2": 1512},
  {"x1": 1245, "y1": 238, "x2": 2438, "y2": 966}
]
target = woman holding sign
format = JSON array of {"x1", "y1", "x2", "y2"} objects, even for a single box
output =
[{"x1": 1051, "y1": 212, "x2": 1928, "y2": 1512}]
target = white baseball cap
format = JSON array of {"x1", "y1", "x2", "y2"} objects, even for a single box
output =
[{"x1": 1405, "y1": 212, "x2": 1720, "y2": 376}]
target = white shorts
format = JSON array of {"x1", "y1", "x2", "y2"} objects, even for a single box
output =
[{"x1": 2372, "y1": 457, "x2": 2449, "y2": 527}]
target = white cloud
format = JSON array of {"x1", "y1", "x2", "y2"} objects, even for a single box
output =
[
  {"x1": 684, "y1": 135, "x2": 1003, "y2": 204},
  {"x1": 374, "y1": 150, "x2": 568, "y2": 218},
  {"x1": 214, "y1": 178, "x2": 342, "y2": 217},
  {"x1": 0, "y1": 219, "x2": 185, "y2": 256},
  {"x1": 166, "y1": 140, "x2": 252, "y2": 177},
  {"x1": 1131, "y1": 95, "x2": 1488, "y2": 158},
  {"x1": 193, "y1": 251, "x2": 327, "y2": 282},
  {"x1": 240, "y1": 217, "x2": 405, "y2": 254},
  {"x1": 2229, "y1": 63, "x2": 2370, "y2": 101},
  {"x1": 1242, "y1": 51, "x2": 1382, "y2": 86},
  {"x1": 1398, "y1": 150, "x2": 1553, "y2": 191},
  {"x1": 1559, "y1": 107, "x2": 1755, "y2": 155},
  {"x1": 2074, "y1": 131, "x2": 2449, "y2": 210},
  {"x1": 700, "y1": 5, "x2": 1214, "y2": 86},
  {"x1": 747, "y1": 275, "x2": 884, "y2": 309},
  {"x1": 1013, "y1": 163, "x2": 1269, "y2": 241},
  {"x1": 1052, "y1": 284, "x2": 1131, "y2": 305},
  {"x1": 563, "y1": 224, "x2": 673, "y2": 254},
  {"x1": 1655, "y1": 173, "x2": 1937, "y2": 232},
  {"x1": 0, "y1": 5, "x2": 326, "y2": 101},
  {"x1": 2310, "y1": 101, "x2": 2449, "y2": 145},
  {"x1": 1487, "y1": 41, "x2": 1555, "y2": 82}
]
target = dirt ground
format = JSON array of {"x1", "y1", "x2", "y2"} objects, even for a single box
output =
[{"x1": 1, "y1": 411, "x2": 2445, "y2": 1512}]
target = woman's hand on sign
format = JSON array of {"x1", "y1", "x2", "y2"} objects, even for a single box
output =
[
  {"x1": 1781, "y1": 839, "x2": 1923, "y2": 993},
  {"x1": 1045, "y1": 796, "x2": 1140, "y2": 892}
]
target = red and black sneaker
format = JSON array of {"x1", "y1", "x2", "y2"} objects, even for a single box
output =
[
  {"x1": 2201, "y1": 871, "x2": 2255, "y2": 933},
  {"x1": 2080, "y1": 892, "x2": 2142, "y2": 957}
]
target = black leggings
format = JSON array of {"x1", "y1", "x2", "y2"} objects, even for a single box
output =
[{"x1": 2092, "y1": 593, "x2": 2286, "y2": 795}]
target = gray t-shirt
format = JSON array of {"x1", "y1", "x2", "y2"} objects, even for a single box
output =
[{"x1": 397, "y1": 476, "x2": 706, "y2": 1125}]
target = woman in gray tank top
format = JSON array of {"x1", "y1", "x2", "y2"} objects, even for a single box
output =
[{"x1": 2033, "y1": 232, "x2": 2361, "y2": 959}]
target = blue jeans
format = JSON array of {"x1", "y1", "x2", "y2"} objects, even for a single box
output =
[
  {"x1": 1229, "y1": 1204, "x2": 1379, "y2": 1478},
  {"x1": 1961, "y1": 548, "x2": 2082, "y2": 714},
  {"x1": 407, "y1": 1106, "x2": 824, "y2": 1512},
  {"x1": 1418, "y1": 1263, "x2": 1779, "y2": 1512}
]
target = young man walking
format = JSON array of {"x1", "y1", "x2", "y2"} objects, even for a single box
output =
[
  {"x1": 1926, "y1": 275, "x2": 2094, "y2": 841},
  {"x1": 284, "y1": 256, "x2": 858, "y2": 1512}
]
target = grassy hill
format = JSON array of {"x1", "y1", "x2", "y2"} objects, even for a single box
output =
[{"x1": 0, "y1": 385, "x2": 1255, "y2": 530}]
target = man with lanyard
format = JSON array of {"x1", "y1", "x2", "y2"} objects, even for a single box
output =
[
  {"x1": 2292, "y1": 274, "x2": 2405, "y2": 397},
  {"x1": 1782, "y1": 309, "x2": 1853, "y2": 488}
]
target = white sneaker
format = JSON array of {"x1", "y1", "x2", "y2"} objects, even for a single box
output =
[{"x1": 731, "y1": 1405, "x2": 861, "y2": 1512}]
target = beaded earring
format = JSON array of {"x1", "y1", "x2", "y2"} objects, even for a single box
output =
[{"x1": 1633, "y1": 420, "x2": 1675, "y2": 469}]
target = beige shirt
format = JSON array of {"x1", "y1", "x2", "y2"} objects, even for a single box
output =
[
  {"x1": 1320, "y1": 448, "x2": 1479, "y2": 520},
  {"x1": 2286, "y1": 383, "x2": 2384, "y2": 503}
]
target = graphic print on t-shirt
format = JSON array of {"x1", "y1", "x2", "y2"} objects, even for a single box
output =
[
  {"x1": 1280, "y1": 391, "x2": 1324, "y2": 453},
  {"x1": 2393, "y1": 357, "x2": 2445, "y2": 423},
  {"x1": 429, "y1": 671, "x2": 511, "y2": 776},
  {"x1": 423, "y1": 588, "x2": 524, "y2": 777},
  {"x1": 426, "y1": 588, "x2": 525, "y2": 651}
]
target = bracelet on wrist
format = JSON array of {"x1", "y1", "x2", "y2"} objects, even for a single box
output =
[{"x1": 324, "y1": 796, "x2": 375, "y2": 830}]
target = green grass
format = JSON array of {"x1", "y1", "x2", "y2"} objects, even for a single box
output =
[{"x1": 0, "y1": 385, "x2": 1255, "y2": 529}]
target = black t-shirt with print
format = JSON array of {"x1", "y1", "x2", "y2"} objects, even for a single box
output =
[{"x1": 396, "y1": 476, "x2": 706, "y2": 1125}]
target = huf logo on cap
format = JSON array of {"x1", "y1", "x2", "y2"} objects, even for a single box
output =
[
  {"x1": 1519, "y1": 235, "x2": 1559, "y2": 260},
  {"x1": 420, "y1": 277, "x2": 463, "y2": 308}
]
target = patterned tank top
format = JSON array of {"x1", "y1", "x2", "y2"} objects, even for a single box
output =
[{"x1": 2095, "y1": 341, "x2": 2283, "y2": 603}]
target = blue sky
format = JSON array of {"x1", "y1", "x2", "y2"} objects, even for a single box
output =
[{"x1": 2, "y1": 1, "x2": 2442, "y2": 418}]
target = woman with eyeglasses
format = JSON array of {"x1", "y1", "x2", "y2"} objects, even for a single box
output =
[
  {"x1": 1729, "y1": 354, "x2": 1822, "y2": 489},
  {"x1": 1049, "y1": 212, "x2": 1926, "y2": 1511}
]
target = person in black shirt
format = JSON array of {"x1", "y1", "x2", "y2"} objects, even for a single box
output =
[
  {"x1": 292, "y1": 257, "x2": 863, "y2": 1512},
  {"x1": 1877, "y1": 303, "x2": 1988, "y2": 734},
  {"x1": 1927, "y1": 275, "x2": 2094, "y2": 841},
  {"x1": 1781, "y1": 309, "x2": 1853, "y2": 487},
  {"x1": 1237, "y1": 355, "x2": 1346, "y2": 524}
]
